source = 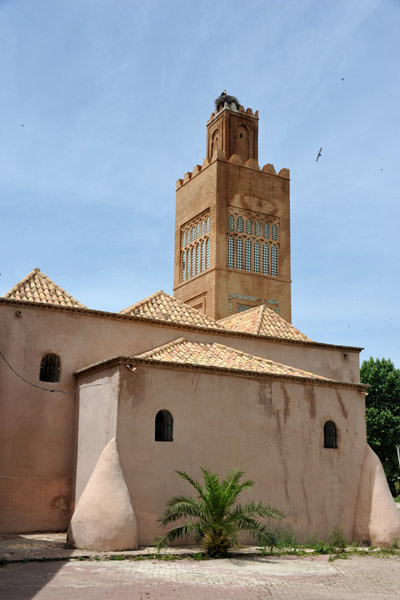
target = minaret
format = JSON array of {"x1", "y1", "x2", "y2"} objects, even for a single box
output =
[{"x1": 173, "y1": 92, "x2": 292, "y2": 323}]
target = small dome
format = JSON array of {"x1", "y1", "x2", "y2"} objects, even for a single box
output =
[{"x1": 215, "y1": 91, "x2": 240, "y2": 111}]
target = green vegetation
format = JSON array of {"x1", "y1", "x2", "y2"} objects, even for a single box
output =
[
  {"x1": 360, "y1": 357, "x2": 400, "y2": 496},
  {"x1": 155, "y1": 467, "x2": 282, "y2": 557}
]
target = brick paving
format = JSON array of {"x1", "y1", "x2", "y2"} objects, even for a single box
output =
[{"x1": 1, "y1": 555, "x2": 400, "y2": 599}]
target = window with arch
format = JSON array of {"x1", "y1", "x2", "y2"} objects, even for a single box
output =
[
  {"x1": 155, "y1": 410, "x2": 173, "y2": 442},
  {"x1": 271, "y1": 245, "x2": 278, "y2": 276},
  {"x1": 227, "y1": 236, "x2": 234, "y2": 268},
  {"x1": 254, "y1": 241, "x2": 260, "y2": 273},
  {"x1": 226, "y1": 210, "x2": 279, "y2": 278},
  {"x1": 245, "y1": 239, "x2": 252, "y2": 271},
  {"x1": 40, "y1": 354, "x2": 61, "y2": 383},
  {"x1": 180, "y1": 211, "x2": 210, "y2": 281},
  {"x1": 324, "y1": 421, "x2": 337, "y2": 449},
  {"x1": 236, "y1": 238, "x2": 243, "y2": 269}
]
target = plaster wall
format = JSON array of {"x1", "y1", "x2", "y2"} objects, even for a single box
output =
[
  {"x1": 0, "y1": 301, "x2": 360, "y2": 531},
  {"x1": 115, "y1": 366, "x2": 366, "y2": 545}
]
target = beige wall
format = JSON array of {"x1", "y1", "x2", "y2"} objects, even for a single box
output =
[
  {"x1": 112, "y1": 365, "x2": 366, "y2": 545},
  {"x1": 0, "y1": 300, "x2": 360, "y2": 532}
]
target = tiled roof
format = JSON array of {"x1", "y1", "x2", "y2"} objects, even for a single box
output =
[
  {"x1": 3, "y1": 268, "x2": 86, "y2": 308},
  {"x1": 217, "y1": 305, "x2": 311, "y2": 341},
  {"x1": 135, "y1": 337, "x2": 328, "y2": 381},
  {"x1": 120, "y1": 290, "x2": 221, "y2": 329}
]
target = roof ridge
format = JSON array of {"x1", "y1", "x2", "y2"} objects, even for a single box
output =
[
  {"x1": 3, "y1": 268, "x2": 85, "y2": 308},
  {"x1": 3, "y1": 267, "x2": 41, "y2": 298},
  {"x1": 255, "y1": 304, "x2": 266, "y2": 334},
  {"x1": 120, "y1": 290, "x2": 166, "y2": 314},
  {"x1": 137, "y1": 337, "x2": 186, "y2": 359}
]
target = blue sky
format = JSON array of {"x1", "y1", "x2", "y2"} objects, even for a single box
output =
[{"x1": 1, "y1": 0, "x2": 399, "y2": 367}]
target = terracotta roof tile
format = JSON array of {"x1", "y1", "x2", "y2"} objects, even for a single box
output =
[
  {"x1": 135, "y1": 338, "x2": 327, "y2": 381},
  {"x1": 120, "y1": 290, "x2": 221, "y2": 329},
  {"x1": 3, "y1": 268, "x2": 86, "y2": 308},
  {"x1": 217, "y1": 305, "x2": 311, "y2": 341}
]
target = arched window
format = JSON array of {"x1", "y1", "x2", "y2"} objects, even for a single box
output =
[
  {"x1": 206, "y1": 238, "x2": 210, "y2": 268},
  {"x1": 206, "y1": 216, "x2": 210, "y2": 233},
  {"x1": 201, "y1": 220, "x2": 205, "y2": 236},
  {"x1": 201, "y1": 240, "x2": 205, "y2": 271},
  {"x1": 187, "y1": 248, "x2": 191, "y2": 279},
  {"x1": 271, "y1": 244, "x2": 278, "y2": 276},
  {"x1": 182, "y1": 251, "x2": 186, "y2": 281},
  {"x1": 192, "y1": 225, "x2": 196, "y2": 240},
  {"x1": 245, "y1": 239, "x2": 252, "y2": 271},
  {"x1": 254, "y1": 220, "x2": 261, "y2": 236},
  {"x1": 192, "y1": 247, "x2": 196, "y2": 277},
  {"x1": 40, "y1": 354, "x2": 61, "y2": 383},
  {"x1": 196, "y1": 244, "x2": 200, "y2": 274},
  {"x1": 236, "y1": 238, "x2": 243, "y2": 269},
  {"x1": 197, "y1": 223, "x2": 200, "y2": 239},
  {"x1": 254, "y1": 241, "x2": 260, "y2": 273},
  {"x1": 228, "y1": 215, "x2": 235, "y2": 231},
  {"x1": 271, "y1": 224, "x2": 278, "y2": 240},
  {"x1": 263, "y1": 223, "x2": 270, "y2": 239},
  {"x1": 237, "y1": 216, "x2": 244, "y2": 233},
  {"x1": 227, "y1": 236, "x2": 234, "y2": 268},
  {"x1": 155, "y1": 410, "x2": 173, "y2": 442},
  {"x1": 246, "y1": 218, "x2": 252, "y2": 235},
  {"x1": 263, "y1": 244, "x2": 269, "y2": 274},
  {"x1": 324, "y1": 421, "x2": 337, "y2": 449},
  {"x1": 182, "y1": 232, "x2": 186, "y2": 248},
  {"x1": 187, "y1": 229, "x2": 191, "y2": 244}
]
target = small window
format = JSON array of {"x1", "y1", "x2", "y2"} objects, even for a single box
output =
[
  {"x1": 254, "y1": 241, "x2": 260, "y2": 273},
  {"x1": 237, "y1": 216, "x2": 244, "y2": 233},
  {"x1": 271, "y1": 244, "x2": 278, "y2": 276},
  {"x1": 254, "y1": 220, "x2": 261, "y2": 236},
  {"x1": 182, "y1": 232, "x2": 186, "y2": 248},
  {"x1": 236, "y1": 238, "x2": 243, "y2": 269},
  {"x1": 228, "y1": 214, "x2": 235, "y2": 231},
  {"x1": 245, "y1": 239, "x2": 252, "y2": 271},
  {"x1": 263, "y1": 223, "x2": 270, "y2": 239},
  {"x1": 324, "y1": 421, "x2": 337, "y2": 449},
  {"x1": 201, "y1": 240, "x2": 205, "y2": 271},
  {"x1": 246, "y1": 219, "x2": 252, "y2": 235},
  {"x1": 206, "y1": 238, "x2": 210, "y2": 268},
  {"x1": 40, "y1": 354, "x2": 61, "y2": 383},
  {"x1": 155, "y1": 410, "x2": 173, "y2": 442},
  {"x1": 227, "y1": 236, "x2": 234, "y2": 268},
  {"x1": 271, "y1": 224, "x2": 278, "y2": 240},
  {"x1": 263, "y1": 244, "x2": 269, "y2": 275}
]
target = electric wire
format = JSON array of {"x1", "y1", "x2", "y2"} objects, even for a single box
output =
[{"x1": 0, "y1": 350, "x2": 108, "y2": 394}]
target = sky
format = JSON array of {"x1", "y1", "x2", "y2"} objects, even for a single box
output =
[{"x1": 1, "y1": 0, "x2": 399, "y2": 367}]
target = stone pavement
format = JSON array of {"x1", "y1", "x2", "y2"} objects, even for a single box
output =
[{"x1": 0, "y1": 533, "x2": 400, "y2": 599}]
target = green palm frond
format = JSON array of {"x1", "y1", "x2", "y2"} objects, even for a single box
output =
[{"x1": 156, "y1": 467, "x2": 282, "y2": 556}]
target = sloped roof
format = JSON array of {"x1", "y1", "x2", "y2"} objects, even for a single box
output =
[
  {"x1": 3, "y1": 268, "x2": 86, "y2": 308},
  {"x1": 217, "y1": 305, "x2": 311, "y2": 341},
  {"x1": 135, "y1": 337, "x2": 327, "y2": 381},
  {"x1": 120, "y1": 290, "x2": 221, "y2": 329}
]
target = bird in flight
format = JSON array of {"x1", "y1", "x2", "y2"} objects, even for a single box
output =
[
  {"x1": 341, "y1": 77, "x2": 344, "y2": 81},
  {"x1": 20, "y1": 124, "x2": 24, "y2": 127},
  {"x1": 316, "y1": 147, "x2": 322, "y2": 162}
]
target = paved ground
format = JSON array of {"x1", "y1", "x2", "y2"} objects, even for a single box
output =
[
  {"x1": 1, "y1": 554, "x2": 400, "y2": 599},
  {"x1": 1, "y1": 533, "x2": 400, "y2": 599}
]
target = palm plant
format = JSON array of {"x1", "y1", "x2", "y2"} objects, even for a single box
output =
[{"x1": 156, "y1": 467, "x2": 282, "y2": 557}]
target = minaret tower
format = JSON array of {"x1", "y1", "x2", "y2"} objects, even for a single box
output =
[{"x1": 173, "y1": 92, "x2": 292, "y2": 322}]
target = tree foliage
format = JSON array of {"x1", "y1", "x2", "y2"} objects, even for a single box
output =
[
  {"x1": 360, "y1": 357, "x2": 400, "y2": 495},
  {"x1": 156, "y1": 467, "x2": 282, "y2": 557}
]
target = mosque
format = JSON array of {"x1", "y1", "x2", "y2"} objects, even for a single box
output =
[{"x1": 1, "y1": 93, "x2": 399, "y2": 550}]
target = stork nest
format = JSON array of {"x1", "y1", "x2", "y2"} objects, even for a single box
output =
[{"x1": 214, "y1": 93, "x2": 240, "y2": 111}]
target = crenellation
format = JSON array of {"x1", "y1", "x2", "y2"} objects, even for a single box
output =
[
  {"x1": 183, "y1": 171, "x2": 192, "y2": 184},
  {"x1": 244, "y1": 158, "x2": 260, "y2": 170},
  {"x1": 246, "y1": 107, "x2": 253, "y2": 115},
  {"x1": 211, "y1": 148, "x2": 227, "y2": 162},
  {"x1": 228, "y1": 153, "x2": 244, "y2": 165},
  {"x1": 176, "y1": 178, "x2": 183, "y2": 189},
  {"x1": 239, "y1": 105, "x2": 245, "y2": 112},
  {"x1": 192, "y1": 164, "x2": 202, "y2": 176},
  {"x1": 278, "y1": 168, "x2": 290, "y2": 179},
  {"x1": 262, "y1": 163, "x2": 277, "y2": 175}
]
